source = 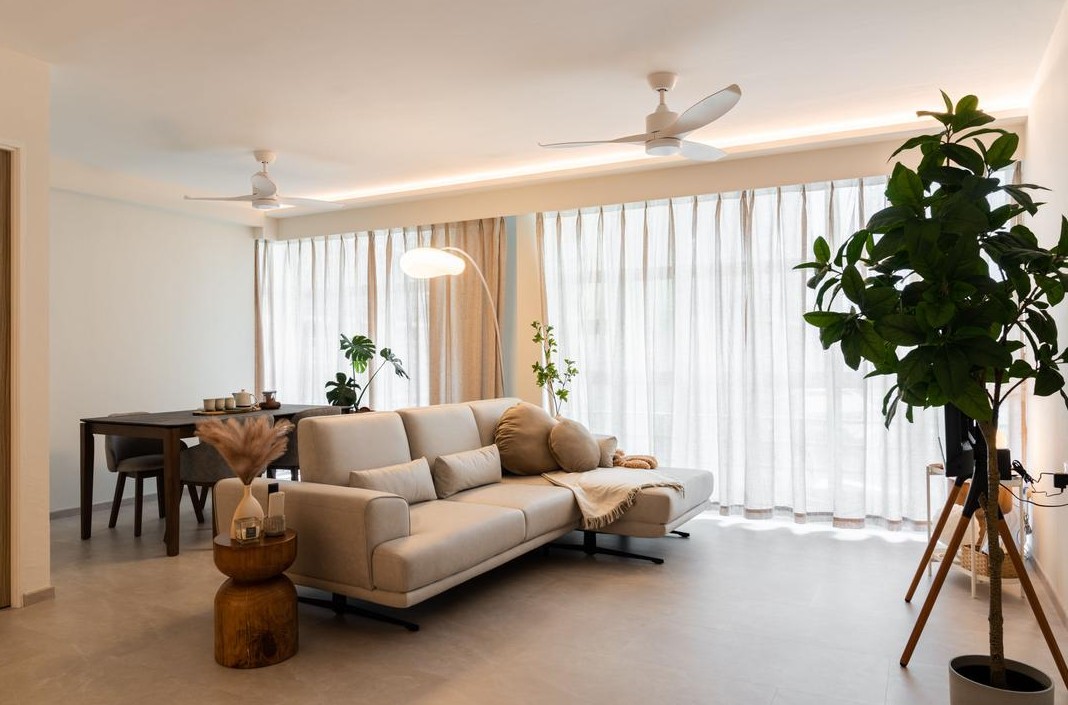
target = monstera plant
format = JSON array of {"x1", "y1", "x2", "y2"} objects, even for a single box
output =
[
  {"x1": 325, "y1": 334, "x2": 409, "y2": 411},
  {"x1": 798, "y1": 93, "x2": 1068, "y2": 695}
]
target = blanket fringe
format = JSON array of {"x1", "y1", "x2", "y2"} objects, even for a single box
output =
[{"x1": 582, "y1": 486, "x2": 646, "y2": 530}]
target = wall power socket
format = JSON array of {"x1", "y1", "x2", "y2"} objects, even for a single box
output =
[{"x1": 1054, "y1": 473, "x2": 1068, "y2": 490}]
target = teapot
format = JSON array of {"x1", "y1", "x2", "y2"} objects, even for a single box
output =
[{"x1": 232, "y1": 389, "x2": 254, "y2": 407}]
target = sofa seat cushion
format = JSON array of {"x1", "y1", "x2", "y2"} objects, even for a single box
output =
[
  {"x1": 372, "y1": 501, "x2": 525, "y2": 593},
  {"x1": 500, "y1": 467, "x2": 713, "y2": 529},
  {"x1": 617, "y1": 466, "x2": 714, "y2": 525},
  {"x1": 448, "y1": 483, "x2": 580, "y2": 540}
]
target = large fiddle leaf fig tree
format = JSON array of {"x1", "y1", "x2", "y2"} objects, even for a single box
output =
[{"x1": 798, "y1": 93, "x2": 1068, "y2": 687}]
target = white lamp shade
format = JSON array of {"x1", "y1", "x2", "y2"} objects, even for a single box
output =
[{"x1": 399, "y1": 247, "x2": 466, "y2": 279}]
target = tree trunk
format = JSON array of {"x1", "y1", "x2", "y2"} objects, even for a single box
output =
[{"x1": 978, "y1": 418, "x2": 1006, "y2": 688}]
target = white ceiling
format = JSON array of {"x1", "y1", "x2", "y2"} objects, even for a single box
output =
[{"x1": 0, "y1": 0, "x2": 1064, "y2": 216}]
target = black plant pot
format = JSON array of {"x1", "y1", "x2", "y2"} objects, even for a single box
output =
[{"x1": 949, "y1": 655, "x2": 1053, "y2": 704}]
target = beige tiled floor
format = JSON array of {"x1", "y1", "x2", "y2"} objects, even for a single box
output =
[{"x1": 3, "y1": 507, "x2": 1067, "y2": 704}]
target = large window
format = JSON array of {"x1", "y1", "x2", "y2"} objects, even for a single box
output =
[
  {"x1": 540, "y1": 177, "x2": 1020, "y2": 527},
  {"x1": 256, "y1": 218, "x2": 506, "y2": 410}
]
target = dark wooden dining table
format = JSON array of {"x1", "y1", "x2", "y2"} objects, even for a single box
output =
[{"x1": 80, "y1": 404, "x2": 329, "y2": 556}]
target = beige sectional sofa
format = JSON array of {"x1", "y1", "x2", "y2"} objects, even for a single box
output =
[{"x1": 215, "y1": 397, "x2": 713, "y2": 627}]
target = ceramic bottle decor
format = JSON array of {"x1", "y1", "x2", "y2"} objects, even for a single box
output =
[{"x1": 230, "y1": 483, "x2": 265, "y2": 541}]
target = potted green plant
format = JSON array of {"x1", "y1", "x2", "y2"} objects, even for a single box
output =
[
  {"x1": 531, "y1": 320, "x2": 578, "y2": 417},
  {"x1": 798, "y1": 93, "x2": 1068, "y2": 702},
  {"x1": 325, "y1": 333, "x2": 409, "y2": 412}
]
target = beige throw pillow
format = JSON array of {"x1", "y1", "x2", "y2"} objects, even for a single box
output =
[
  {"x1": 349, "y1": 457, "x2": 436, "y2": 504},
  {"x1": 432, "y1": 445, "x2": 502, "y2": 498},
  {"x1": 494, "y1": 402, "x2": 560, "y2": 475},
  {"x1": 549, "y1": 418, "x2": 601, "y2": 473},
  {"x1": 594, "y1": 434, "x2": 619, "y2": 468}
]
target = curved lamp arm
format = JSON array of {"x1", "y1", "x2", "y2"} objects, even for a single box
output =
[{"x1": 400, "y1": 246, "x2": 504, "y2": 393}]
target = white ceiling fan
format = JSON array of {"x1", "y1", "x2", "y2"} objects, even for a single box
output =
[
  {"x1": 184, "y1": 150, "x2": 342, "y2": 210},
  {"x1": 540, "y1": 72, "x2": 741, "y2": 162}
]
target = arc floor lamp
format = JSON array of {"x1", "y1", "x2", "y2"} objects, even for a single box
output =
[{"x1": 399, "y1": 247, "x2": 504, "y2": 392}]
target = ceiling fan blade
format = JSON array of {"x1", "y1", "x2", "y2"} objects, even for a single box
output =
[
  {"x1": 665, "y1": 84, "x2": 742, "y2": 138},
  {"x1": 275, "y1": 196, "x2": 344, "y2": 209},
  {"x1": 540, "y1": 133, "x2": 650, "y2": 149},
  {"x1": 680, "y1": 140, "x2": 727, "y2": 162},
  {"x1": 251, "y1": 172, "x2": 278, "y2": 197},
  {"x1": 183, "y1": 194, "x2": 257, "y2": 202}
]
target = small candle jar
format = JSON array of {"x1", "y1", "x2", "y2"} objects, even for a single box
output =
[{"x1": 233, "y1": 516, "x2": 262, "y2": 543}]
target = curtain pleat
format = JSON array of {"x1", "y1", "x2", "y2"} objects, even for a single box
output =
[{"x1": 255, "y1": 217, "x2": 505, "y2": 409}]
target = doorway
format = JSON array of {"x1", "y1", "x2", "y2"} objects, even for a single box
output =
[{"x1": 0, "y1": 148, "x2": 11, "y2": 609}]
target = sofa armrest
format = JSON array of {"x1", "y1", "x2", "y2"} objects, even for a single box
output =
[{"x1": 214, "y1": 477, "x2": 410, "y2": 591}]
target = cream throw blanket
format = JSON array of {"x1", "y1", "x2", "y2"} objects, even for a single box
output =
[{"x1": 543, "y1": 468, "x2": 684, "y2": 530}]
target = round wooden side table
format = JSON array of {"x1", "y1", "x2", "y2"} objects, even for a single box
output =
[{"x1": 213, "y1": 529, "x2": 298, "y2": 668}]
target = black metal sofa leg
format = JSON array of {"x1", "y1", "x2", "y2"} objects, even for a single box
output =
[
  {"x1": 549, "y1": 530, "x2": 665, "y2": 565},
  {"x1": 298, "y1": 592, "x2": 420, "y2": 632}
]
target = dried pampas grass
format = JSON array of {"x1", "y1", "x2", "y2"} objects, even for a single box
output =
[{"x1": 195, "y1": 416, "x2": 294, "y2": 485}]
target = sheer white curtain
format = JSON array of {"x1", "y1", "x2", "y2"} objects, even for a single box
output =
[
  {"x1": 539, "y1": 179, "x2": 948, "y2": 527},
  {"x1": 257, "y1": 231, "x2": 430, "y2": 409},
  {"x1": 256, "y1": 218, "x2": 505, "y2": 410}
]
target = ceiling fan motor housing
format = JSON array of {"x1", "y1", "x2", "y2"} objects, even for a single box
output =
[
  {"x1": 646, "y1": 104, "x2": 679, "y2": 135},
  {"x1": 252, "y1": 198, "x2": 282, "y2": 210},
  {"x1": 646, "y1": 137, "x2": 681, "y2": 157}
]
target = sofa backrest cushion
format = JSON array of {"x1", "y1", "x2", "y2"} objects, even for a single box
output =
[
  {"x1": 349, "y1": 457, "x2": 437, "y2": 504},
  {"x1": 549, "y1": 418, "x2": 601, "y2": 473},
  {"x1": 494, "y1": 401, "x2": 561, "y2": 475},
  {"x1": 594, "y1": 434, "x2": 619, "y2": 468},
  {"x1": 465, "y1": 397, "x2": 522, "y2": 447},
  {"x1": 298, "y1": 412, "x2": 412, "y2": 486},
  {"x1": 398, "y1": 404, "x2": 483, "y2": 469},
  {"x1": 432, "y1": 445, "x2": 502, "y2": 498}
]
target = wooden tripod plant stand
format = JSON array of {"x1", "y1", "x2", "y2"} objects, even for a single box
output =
[{"x1": 900, "y1": 470, "x2": 1068, "y2": 688}]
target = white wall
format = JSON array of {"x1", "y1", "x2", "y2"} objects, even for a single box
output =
[
  {"x1": 0, "y1": 45, "x2": 51, "y2": 606},
  {"x1": 49, "y1": 190, "x2": 257, "y2": 513},
  {"x1": 1026, "y1": 0, "x2": 1068, "y2": 611}
]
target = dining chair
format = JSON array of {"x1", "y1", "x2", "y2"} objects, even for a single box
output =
[
  {"x1": 179, "y1": 441, "x2": 237, "y2": 525},
  {"x1": 104, "y1": 413, "x2": 165, "y2": 537},
  {"x1": 265, "y1": 406, "x2": 342, "y2": 481}
]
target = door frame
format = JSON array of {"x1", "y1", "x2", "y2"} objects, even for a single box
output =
[{"x1": 0, "y1": 142, "x2": 23, "y2": 609}]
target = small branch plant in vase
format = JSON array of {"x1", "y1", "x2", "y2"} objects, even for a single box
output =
[
  {"x1": 325, "y1": 334, "x2": 409, "y2": 412},
  {"x1": 798, "y1": 93, "x2": 1068, "y2": 700},
  {"x1": 531, "y1": 321, "x2": 578, "y2": 417},
  {"x1": 195, "y1": 415, "x2": 293, "y2": 539}
]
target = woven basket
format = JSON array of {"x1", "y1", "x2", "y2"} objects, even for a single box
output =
[{"x1": 960, "y1": 544, "x2": 1018, "y2": 580}]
